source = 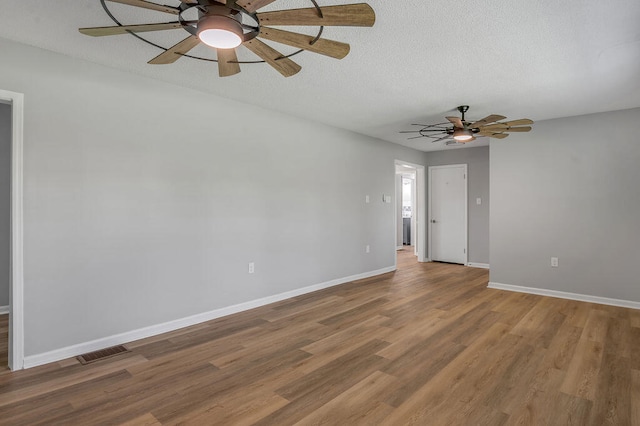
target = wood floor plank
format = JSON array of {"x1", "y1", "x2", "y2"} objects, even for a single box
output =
[
  {"x1": 180, "y1": 392, "x2": 290, "y2": 425},
  {"x1": 630, "y1": 309, "x2": 640, "y2": 328},
  {"x1": 299, "y1": 315, "x2": 392, "y2": 360},
  {"x1": 0, "y1": 354, "x2": 147, "y2": 407},
  {"x1": 116, "y1": 412, "x2": 161, "y2": 426},
  {"x1": 632, "y1": 370, "x2": 640, "y2": 424},
  {"x1": 550, "y1": 392, "x2": 593, "y2": 425},
  {"x1": 560, "y1": 338, "x2": 604, "y2": 401},
  {"x1": 588, "y1": 317, "x2": 633, "y2": 425},
  {"x1": 211, "y1": 325, "x2": 320, "y2": 369},
  {"x1": 492, "y1": 292, "x2": 541, "y2": 327},
  {"x1": 562, "y1": 299, "x2": 594, "y2": 327},
  {"x1": 482, "y1": 341, "x2": 547, "y2": 411},
  {"x1": 510, "y1": 297, "x2": 558, "y2": 335},
  {"x1": 437, "y1": 334, "x2": 529, "y2": 411},
  {"x1": 382, "y1": 338, "x2": 466, "y2": 408},
  {"x1": 376, "y1": 309, "x2": 450, "y2": 358},
  {"x1": 440, "y1": 400, "x2": 509, "y2": 425},
  {"x1": 505, "y1": 367, "x2": 566, "y2": 425},
  {"x1": 632, "y1": 327, "x2": 640, "y2": 370},
  {"x1": 381, "y1": 322, "x2": 515, "y2": 423},
  {"x1": 293, "y1": 371, "x2": 398, "y2": 425},
  {"x1": 0, "y1": 251, "x2": 637, "y2": 424},
  {"x1": 581, "y1": 308, "x2": 611, "y2": 343},
  {"x1": 543, "y1": 322, "x2": 583, "y2": 371}
]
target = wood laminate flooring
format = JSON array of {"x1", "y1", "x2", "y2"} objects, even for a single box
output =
[{"x1": 1, "y1": 248, "x2": 639, "y2": 425}]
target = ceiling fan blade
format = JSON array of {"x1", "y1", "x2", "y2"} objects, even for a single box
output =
[
  {"x1": 107, "y1": 0, "x2": 180, "y2": 14},
  {"x1": 477, "y1": 123, "x2": 508, "y2": 131},
  {"x1": 503, "y1": 126, "x2": 532, "y2": 132},
  {"x1": 469, "y1": 114, "x2": 507, "y2": 128},
  {"x1": 478, "y1": 132, "x2": 509, "y2": 139},
  {"x1": 217, "y1": 48, "x2": 241, "y2": 77},
  {"x1": 243, "y1": 38, "x2": 301, "y2": 77},
  {"x1": 500, "y1": 119, "x2": 534, "y2": 126},
  {"x1": 79, "y1": 22, "x2": 190, "y2": 37},
  {"x1": 148, "y1": 35, "x2": 200, "y2": 64},
  {"x1": 258, "y1": 4, "x2": 376, "y2": 27},
  {"x1": 431, "y1": 135, "x2": 451, "y2": 143},
  {"x1": 258, "y1": 27, "x2": 350, "y2": 59},
  {"x1": 446, "y1": 116, "x2": 464, "y2": 128},
  {"x1": 179, "y1": 0, "x2": 225, "y2": 4},
  {"x1": 236, "y1": 0, "x2": 278, "y2": 13}
]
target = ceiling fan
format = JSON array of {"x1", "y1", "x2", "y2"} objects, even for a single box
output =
[
  {"x1": 79, "y1": 0, "x2": 375, "y2": 77},
  {"x1": 400, "y1": 106, "x2": 534, "y2": 145}
]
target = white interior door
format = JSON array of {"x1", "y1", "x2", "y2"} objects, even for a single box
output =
[{"x1": 429, "y1": 165, "x2": 467, "y2": 264}]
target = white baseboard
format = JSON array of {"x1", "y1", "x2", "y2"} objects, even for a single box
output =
[
  {"x1": 396, "y1": 246, "x2": 403, "y2": 250},
  {"x1": 488, "y1": 282, "x2": 640, "y2": 310},
  {"x1": 468, "y1": 262, "x2": 490, "y2": 269},
  {"x1": 0, "y1": 305, "x2": 8, "y2": 314},
  {"x1": 23, "y1": 266, "x2": 397, "y2": 369}
]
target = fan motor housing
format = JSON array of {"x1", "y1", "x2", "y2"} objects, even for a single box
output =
[{"x1": 196, "y1": 4, "x2": 245, "y2": 46}]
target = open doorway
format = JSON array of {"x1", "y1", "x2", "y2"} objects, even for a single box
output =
[
  {"x1": 394, "y1": 160, "x2": 426, "y2": 269},
  {"x1": 0, "y1": 89, "x2": 24, "y2": 371},
  {"x1": 0, "y1": 101, "x2": 10, "y2": 371}
]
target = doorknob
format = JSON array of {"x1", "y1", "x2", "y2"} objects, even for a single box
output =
[{"x1": 431, "y1": 219, "x2": 436, "y2": 223}]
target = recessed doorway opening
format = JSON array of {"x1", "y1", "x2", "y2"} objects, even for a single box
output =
[
  {"x1": 0, "y1": 89, "x2": 24, "y2": 371},
  {"x1": 394, "y1": 160, "x2": 426, "y2": 269}
]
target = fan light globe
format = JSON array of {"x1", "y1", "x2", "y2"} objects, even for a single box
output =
[
  {"x1": 453, "y1": 128, "x2": 474, "y2": 142},
  {"x1": 197, "y1": 15, "x2": 243, "y2": 49},
  {"x1": 199, "y1": 29, "x2": 242, "y2": 48}
]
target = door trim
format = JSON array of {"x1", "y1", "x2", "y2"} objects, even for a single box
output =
[
  {"x1": 0, "y1": 89, "x2": 25, "y2": 370},
  {"x1": 394, "y1": 160, "x2": 426, "y2": 265},
  {"x1": 428, "y1": 164, "x2": 468, "y2": 265}
]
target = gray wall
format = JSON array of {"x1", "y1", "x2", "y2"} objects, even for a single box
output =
[
  {"x1": 491, "y1": 108, "x2": 640, "y2": 302},
  {"x1": 0, "y1": 103, "x2": 9, "y2": 308},
  {"x1": 0, "y1": 37, "x2": 426, "y2": 357},
  {"x1": 423, "y1": 146, "x2": 490, "y2": 264}
]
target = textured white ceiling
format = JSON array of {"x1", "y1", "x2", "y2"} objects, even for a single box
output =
[{"x1": 1, "y1": 0, "x2": 639, "y2": 151}]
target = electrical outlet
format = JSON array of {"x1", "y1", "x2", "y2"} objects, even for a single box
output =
[
  {"x1": 551, "y1": 257, "x2": 558, "y2": 267},
  {"x1": 365, "y1": 245, "x2": 370, "y2": 253},
  {"x1": 476, "y1": 197, "x2": 482, "y2": 205},
  {"x1": 248, "y1": 262, "x2": 255, "y2": 273}
]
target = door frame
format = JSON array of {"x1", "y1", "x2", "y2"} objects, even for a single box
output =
[
  {"x1": 428, "y1": 164, "x2": 468, "y2": 265},
  {"x1": 0, "y1": 89, "x2": 25, "y2": 370},
  {"x1": 394, "y1": 160, "x2": 426, "y2": 265}
]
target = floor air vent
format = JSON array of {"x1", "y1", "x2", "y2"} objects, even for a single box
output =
[{"x1": 76, "y1": 345, "x2": 130, "y2": 365}]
